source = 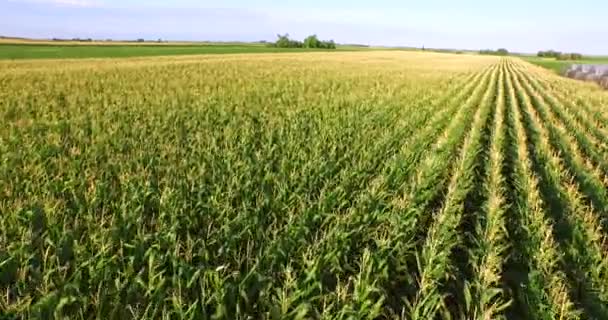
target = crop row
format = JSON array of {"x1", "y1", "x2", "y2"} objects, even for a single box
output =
[{"x1": 2, "y1": 53, "x2": 608, "y2": 319}]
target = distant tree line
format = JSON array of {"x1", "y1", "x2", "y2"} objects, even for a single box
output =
[
  {"x1": 479, "y1": 48, "x2": 509, "y2": 56},
  {"x1": 269, "y1": 34, "x2": 336, "y2": 49},
  {"x1": 429, "y1": 48, "x2": 465, "y2": 54},
  {"x1": 537, "y1": 50, "x2": 583, "y2": 60},
  {"x1": 49, "y1": 37, "x2": 168, "y2": 43},
  {"x1": 52, "y1": 38, "x2": 93, "y2": 42}
]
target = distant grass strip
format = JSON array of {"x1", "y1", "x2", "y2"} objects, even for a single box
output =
[{"x1": 0, "y1": 43, "x2": 362, "y2": 60}]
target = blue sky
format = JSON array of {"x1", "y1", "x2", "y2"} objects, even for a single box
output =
[{"x1": 2, "y1": 0, "x2": 607, "y2": 54}]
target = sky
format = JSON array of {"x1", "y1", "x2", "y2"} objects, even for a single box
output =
[{"x1": 1, "y1": 0, "x2": 607, "y2": 54}]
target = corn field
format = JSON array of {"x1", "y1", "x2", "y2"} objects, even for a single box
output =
[{"x1": 2, "y1": 52, "x2": 608, "y2": 319}]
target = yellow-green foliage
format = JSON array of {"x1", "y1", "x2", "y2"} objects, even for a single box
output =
[{"x1": 2, "y1": 51, "x2": 608, "y2": 319}]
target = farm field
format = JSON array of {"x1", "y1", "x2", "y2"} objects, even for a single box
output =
[
  {"x1": 0, "y1": 43, "x2": 383, "y2": 60},
  {"x1": 0, "y1": 43, "x2": 325, "y2": 60},
  {"x1": 2, "y1": 51, "x2": 608, "y2": 319},
  {"x1": 523, "y1": 55, "x2": 608, "y2": 73}
]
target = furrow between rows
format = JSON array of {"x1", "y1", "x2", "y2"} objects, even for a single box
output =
[
  {"x1": 406, "y1": 62, "x2": 501, "y2": 319},
  {"x1": 509, "y1": 60, "x2": 608, "y2": 318},
  {"x1": 503, "y1": 60, "x2": 580, "y2": 320}
]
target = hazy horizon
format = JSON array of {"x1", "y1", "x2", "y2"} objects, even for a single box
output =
[{"x1": 2, "y1": 0, "x2": 607, "y2": 55}]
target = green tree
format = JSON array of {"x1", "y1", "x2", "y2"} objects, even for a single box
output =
[
  {"x1": 274, "y1": 33, "x2": 291, "y2": 48},
  {"x1": 304, "y1": 35, "x2": 320, "y2": 48},
  {"x1": 322, "y1": 40, "x2": 336, "y2": 49},
  {"x1": 272, "y1": 33, "x2": 334, "y2": 49}
]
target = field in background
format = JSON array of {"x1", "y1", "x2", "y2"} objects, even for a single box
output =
[
  {"x1": 0, "y1": 37, "x2": 224, "y2": 46},
  {"x1": 0, "y1": 43, "x2": 366, "y2": 60},
  {"x1": 3, "y1": 51, "x2": 608, "y2": 319},
  {"x1": 523, "y1": 55, "x2": 608, "y2": 73},
  {"x1": 0, "y1": 38, "x2": 397, "y2": 59}
]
